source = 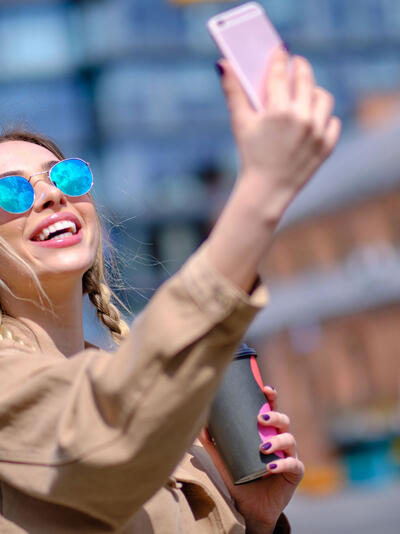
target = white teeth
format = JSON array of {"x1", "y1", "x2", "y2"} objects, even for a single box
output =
[
  {"x1": 55, "y1": 232, "x2": 73, "y2": 239},
  {"x1": 34, "y1": 220, "x2": 77, "y2": 241}
]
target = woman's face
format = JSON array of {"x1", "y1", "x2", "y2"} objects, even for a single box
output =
[{"x1": 0, "y1": 140, "x2": 100, "y2": 296}]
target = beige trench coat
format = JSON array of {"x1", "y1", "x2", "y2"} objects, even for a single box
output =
[{"x1": 0, "y1": 247, "x2": 290, "y2": 533}]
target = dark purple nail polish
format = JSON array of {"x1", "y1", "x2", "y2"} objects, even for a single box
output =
[
  {"x1": 261, "y1": 442, "x2": 272, "y2": 451},
  {"x1": 215, "y1": 62, "x2": 224, "y2": 77},
  {"x1": 282, "y1": 41, "x2": 290, "y2": 53},
  {"x1": 269, "y1": 463, "x2": 278, "y2": 470},
  {"x1": 261, "y1": 414, "x2": 270, "y2": 421}
]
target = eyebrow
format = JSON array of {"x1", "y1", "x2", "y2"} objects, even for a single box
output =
[{"x1": 0, "y1": 160, "x2": 59, "y2": 180}]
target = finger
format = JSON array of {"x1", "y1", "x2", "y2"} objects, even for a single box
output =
[
  {"x1": 291, "y1": 55, "x2": 315, "y2": 119},
  {"x1": 323, "y1": 115, "x2": 342, "y2": 157},
  {"x1": 292, "y1": 114, "x2": 341, "y2": 183},
  {"x1": 312, "y1": 87, "x2": 335, "y2": 137},
  {"x1": 218, "y1": 58, "x2": 255, "y2": 125},
  {"x1": 258, "y1": 411, "x2": 290, "y2": 432},
  {"x1": 263, "y1": 46, "x2": 291, "y2": 110},
  {"x1": 267, "y1": 457, "x2": 305, "y2": 481},
  {"x1": 262, "y1": 385, "x2": 277, "y2": 410},
  {"x1": 260, "y1": 432, "x2": 296, "y2": 458},
  {"x1": 199, "y1": 427, "x2": 213, "y2": 446}
]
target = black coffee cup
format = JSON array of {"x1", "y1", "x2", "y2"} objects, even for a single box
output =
[{"x1": 208, "y1": 343, "x2": 283, "y2": 484}]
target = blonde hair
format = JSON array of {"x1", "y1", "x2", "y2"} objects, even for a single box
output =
[{"x1": 0, "y1": 128, "x2": 130, "y2": 346}]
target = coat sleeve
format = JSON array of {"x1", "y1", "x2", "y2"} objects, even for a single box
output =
[{"x1": 0, "y1": 245, "x2": 267, "y2": 529}]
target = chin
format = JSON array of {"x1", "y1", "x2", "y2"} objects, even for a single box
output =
[{"x1": 39, "y1": 250, "x2": 97, "y2": 281}]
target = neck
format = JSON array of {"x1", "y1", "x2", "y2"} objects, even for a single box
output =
[{"x1": 2, "y1": 277, "x2": 85, "y2": 358}]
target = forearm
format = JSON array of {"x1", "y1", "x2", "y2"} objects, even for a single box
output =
[{"x1": 207, "y1": 170, "x2": 292, "y2": 293}]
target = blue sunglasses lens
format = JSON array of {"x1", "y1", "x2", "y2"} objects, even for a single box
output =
[
  {"x1": 50, "y1": 159, "x2": 93, "y2": 197},
  {"x1": 0, "y1": 176, "x2": 34, "y2": 214}
]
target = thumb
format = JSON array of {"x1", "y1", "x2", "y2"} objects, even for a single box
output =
[{"x1": 218, "y1": 59, "x2": 254, "y2": 126}]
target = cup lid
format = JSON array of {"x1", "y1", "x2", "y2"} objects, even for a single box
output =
[{"x1": 235, "y1": 342, "x2": 257, "y2": 359}]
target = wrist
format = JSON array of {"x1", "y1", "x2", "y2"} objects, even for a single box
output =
[
  {"x1": 245, "y1": 516, "x2": 276, "y2": 534},
  {"x1": 245, "y1": 513, "x2": 290, "y2": 534},
  {"x1": 237, "y1": 169, "x2": 295, "y2": 226}
]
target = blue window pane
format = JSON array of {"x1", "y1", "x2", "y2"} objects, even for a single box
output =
[
  {"x1": 0, "y1": 5, "x2": 74, "y2": 79},
  {"x1": 125, "y1": 0, "x2": 186, "y2": 47},
  {"x1": 100, "y1": 134, "x2": 236, "y2": 213},
  {"x1": 182, "y1": 3, "x2": 222, "y2": 53},
  {"x1": 96, "y1": 62, "x2": 226, "y2": 134},
  {"x1": 328, "y1": 0, "x2": 385, "y2": 40},
  {"x1": 342, "y1": 56, "x2": 400, "y2": 95},
  {"x1": 381, "y1": 0, "x2": 400, "y2": 37},
  {"x1": 100, "y1": 141, "x2": 156, "y2": 211},
  {"x1": 73, "y1": 0, "x2": 136, "y2": 62},
  {"x1": 0, "y1": 78, "x2": 92, "y2": 143}
]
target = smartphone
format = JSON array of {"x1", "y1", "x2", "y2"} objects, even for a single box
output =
[{"x1": 207, "y1": 2, "x2": 282, "y2": 111}]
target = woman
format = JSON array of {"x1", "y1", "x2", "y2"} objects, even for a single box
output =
[{"x1": 0, "y1": 48, "x2": 340, "y2": 533}]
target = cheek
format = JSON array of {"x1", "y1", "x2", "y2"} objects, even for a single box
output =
[
  {"x1": 78, "y1": 201, "x2": 101, "y2": 253},
  {"x1": 0, "y1": 218, "x2": 25, "y2": 253},
  {"x1": 91, "y1": 222, "x2": 101, "y2": 258}
]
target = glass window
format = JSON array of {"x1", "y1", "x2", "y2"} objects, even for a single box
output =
[
  {"x1": 381, "y1": 0, "x2": 400, "y2": 37},
  {"x1": 328, "y1": 0, "x2": 384, "y2": 40},
  {"x1": 124, "y1": 0, "x2": 186, "y2": 48},
  {"x1": 182, "y1": 3, "x2": 224, "y2": 53},
  {"x1": 95, "y1": 61, "x2": 226, "y2": 134},
  {"x1": 343, "y1": 56, "x2": 400, "y2": 94},
  {"x1": 100, "y1": 141, "x2": 156, "y2": 211},
  {"x1": 0, "y1": 78, "x2": 92, "y2": 143},
  {"x1": 73, "y1": 0, "x2": 136, "y2": 62},
  {"x1": 261, "y1": 0, "x2": 305, "y2": 29},
  {"x1": 0, "y1": 5, "x2": 73, "y2": 80},
  {"x1": 99, "y1": 134, "x2": 235, "y2": 213}
]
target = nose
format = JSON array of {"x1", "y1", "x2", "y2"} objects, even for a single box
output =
[{"x1": 31, "y1": 175, "x2": 67, "y2": 212}]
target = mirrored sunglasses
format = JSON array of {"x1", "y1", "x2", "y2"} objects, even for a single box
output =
[{"x1": 0, "y1": 158, "x2": 93, "y2": 214}]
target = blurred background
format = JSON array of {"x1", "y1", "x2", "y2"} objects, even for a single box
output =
[{"x1": 0, "y1": 0, "x2": 399, "y2": 531}]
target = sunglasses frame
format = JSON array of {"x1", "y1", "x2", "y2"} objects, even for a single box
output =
[
  {"x1": 29, "y1": 157, "x2": 92, "y2": 187},
  {"x1": 0, "y1": 158, "x2": 93, "y2": 214}
]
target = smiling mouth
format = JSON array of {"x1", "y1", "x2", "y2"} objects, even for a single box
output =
[{"x1": 31, "y1": 220, "x2": 79, "y2": 242}]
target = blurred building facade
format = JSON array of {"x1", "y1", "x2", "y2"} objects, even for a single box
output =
[
  {"x1": 0, "y1": 0, "x2": 400, "y2": 490},
  {"x1": 250, "y1": 114, "x2": 400, "y2": 492}
]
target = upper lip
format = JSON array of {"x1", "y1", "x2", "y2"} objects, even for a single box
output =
[{"x1": 29, "y1": 212, "x2": 82, "y2": 241}]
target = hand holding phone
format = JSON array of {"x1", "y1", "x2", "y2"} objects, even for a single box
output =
[{"x1": 207, "y1": 2, "x2": 282, "y2": 111}]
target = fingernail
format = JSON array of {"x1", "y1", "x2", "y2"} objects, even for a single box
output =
[
  {"x1": 261, "y1": 414, "x2": 270, "y2": 422},
  {"x1": 282, "y1": 41, "x2": 290, "y2": 53},
  {"x1": 215, "y1": 62, "x2": 224, "y2": 77},
  {"x1": 261, "y1": 442, "x2": 272, "y2": 451},
  {"x1": 269, "y1": 463, "x2": 278, "y2": 470}
]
